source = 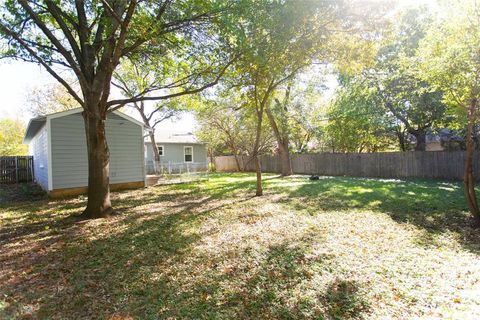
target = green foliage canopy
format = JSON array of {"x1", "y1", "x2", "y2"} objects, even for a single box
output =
[{"x1": 0, "y1": 118, "x2": 28, "y2": 156}]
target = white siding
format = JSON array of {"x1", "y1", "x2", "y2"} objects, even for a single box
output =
[
  {"x1": 50, "y1": 113, "x2": 144, "y2": 189},
  {"x1": 29, "y1": 124, "x2": 49, "y2": 190}
]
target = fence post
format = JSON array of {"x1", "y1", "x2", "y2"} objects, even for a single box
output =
[{"x1": 15, "y1": 157, "x2": 18, "y2": 184}]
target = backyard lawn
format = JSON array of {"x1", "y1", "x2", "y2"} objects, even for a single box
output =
[{"x1": 1, "y1": 173, "x2": 479, "y2": 319}]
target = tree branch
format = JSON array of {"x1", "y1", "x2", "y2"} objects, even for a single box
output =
[
  {"x1": 0, "y1": 22, "x2": 84, "y2": 105},
  {"x1": 17, "y1": 0, "x2": 85, "y2": 83},
  {"x1": 44, "y1": 1, "x2": 83, "y2": 64},
  {"x1": 107, "y1": 55, "x2": 237, "y2": 109}
]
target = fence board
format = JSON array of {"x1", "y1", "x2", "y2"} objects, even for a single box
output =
[
  {"x1": 0, "y1": 156, "x2": 34, "y2": 184},
  {"x1": 214, "y1": 151, "x2": 476, "y2": 181}
]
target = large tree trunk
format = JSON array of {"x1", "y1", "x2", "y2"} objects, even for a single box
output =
[
  {"x1": 278, "y1": 139, "x2": 292, "y2": 176},
  {"x1": 255, "y1": 155, "x2": 262, "y2": 196},
  {"x1": 265, "y1": 107, "x2": 292, "y2": 176},
  {"x1": 464, "y1": 100, "x2": 480, "y2": 225},
  {"x1": 413, "y1": 130, "x2": 426, "y2": 151},
  {"x1": 396, "y1": 128, "x2": 407, "y2": 152},
  {"x1": 149, "y1": 131, "x2": 161, "y2": 174},
  {"x1": 82, "y1": 110, "x2": 113, "y2": 219}
]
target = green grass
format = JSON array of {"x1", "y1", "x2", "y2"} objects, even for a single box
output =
[{"x1": 1, "y1": 173, "x2": 479, "y2": 319}]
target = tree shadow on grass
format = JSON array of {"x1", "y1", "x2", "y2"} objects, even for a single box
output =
[
  {"x1": 1, "y1": 200, "x2": 372, "y2": 319},
  {"x1": 3, "y1": 173, "x2": 466, "y2": 318},
  {"x1": 273, "y1": 176, "x2": 480, "y2": 254},
  {"x1": 1, "y1": 207, "x2": 204, "y2": 318},
  {"x1": 116, "y1": 241, "x2": 370, "y2": 319},
  {"x1": 0, "y1": 176, "x2": 278, "y2": 319}
]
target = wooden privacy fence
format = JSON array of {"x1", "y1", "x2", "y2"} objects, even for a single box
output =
[
  {"x1": 0, "y1": 156, "x2": 34, "y2": 184},
  {"x1": 214, "y1": 151, "x2": 476, "y2": 180}
]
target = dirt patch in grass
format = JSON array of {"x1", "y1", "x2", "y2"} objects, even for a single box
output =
[{"x1": 1, "y1": 174, "x2": 479, "y2": 319}]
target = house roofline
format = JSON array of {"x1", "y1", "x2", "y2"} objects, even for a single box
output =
[{"x1": 24, "y1": 107, "x2": 145, "y2": 143}]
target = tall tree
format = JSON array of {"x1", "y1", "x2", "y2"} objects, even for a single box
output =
[
  {"x1": 270, "y1": 71, "x2": 330, "y2": 154},
  {"x1": 418, "y1": 0, "x2": 480, "y2": 225},
  {"x1": 0, "y1": 0, "x2": 233, "y2": 218},
  {"x1": 367, "y1": 9, "x2": 446, "y2": 151},
  {"x1": 196, "y1": 94, "x2": 274, "y2": 171},
  {"x1": 223, "y1": 0, "x2": 360, "y2": 195},
  {"x1": 325, "y1": 77, "x2": 396, "y2": 152}
]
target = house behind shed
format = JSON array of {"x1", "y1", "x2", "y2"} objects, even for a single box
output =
[
  {"x1": 24, "y1": 108, "x2": 146, "y2": 197},
  {"x1": 145, "y1": 131, "x2": 207, "y2": 174}
]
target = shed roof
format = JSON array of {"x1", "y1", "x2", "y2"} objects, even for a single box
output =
[
  {"x1": 23, "y1": 108, "x2": 144, "y2": 143},
  {"x1": 24, "y1": 116, "x2": 47, "y2": 143}
]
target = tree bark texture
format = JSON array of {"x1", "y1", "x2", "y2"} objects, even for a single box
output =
[
  {"x1": 234, "y1": 154, "x2": 242, "y2": 172},
  {"x1": 412, "y1": 129, "x2": 426, "y2": 151},
  {"x1": 255, "y1": 155, "x2": 262, "y2": 196},
  {"x1": 149, "y1": 130, "x2": 161, "y2": 174},
  {"x1": 253, "y1": 100, "x2": 265, "y2": 196},
  {"x1": 82, "y1": 110, "x2": 113, "y2": 219},
  {"x1": 265, "y1": 107, "x2": 292, "y2": 176},
  {"x1": 463, "y1": 100, "x2": 480, "y2": 225}
]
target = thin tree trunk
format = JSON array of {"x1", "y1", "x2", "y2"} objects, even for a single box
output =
[
  {"x1": 82, "y1": 110, "x2": 113, "y2": 219},
  {"x1": 209, "y1": 150, "x2": 215, "y2": 172},
  {"x1": 149, "y1": 131, "x2": 161, "y2": 174},
  {"x1": 255, "y1": 155, "x2": 262, "y2": 196},
  {"x1": 265, "y1": 107, "x2": 292, "y2": 176},
  {"x1": 464, "y1": 100, "x2": 480, "y2": 225},
  {"x1": 253, "y1": 105, "x2": 265, "y2": 196},
  {"x1": 233, "y1": 154, "x2": 242, "y2": 172}
]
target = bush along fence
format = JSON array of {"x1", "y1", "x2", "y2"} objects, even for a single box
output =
[
  {"x1": 214, "y1": 151, "x2": 476, "y2": 180},
  {"x1": 0, "y1": 156, "x2": 34, "y2": 184}
]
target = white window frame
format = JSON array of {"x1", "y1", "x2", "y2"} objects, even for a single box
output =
[
  {"x1": 157, "y1": 144, "x2": 165, "y2": 157},
  {"x1": 184, "y1": 146, "x2": 194, "y2": 163}
]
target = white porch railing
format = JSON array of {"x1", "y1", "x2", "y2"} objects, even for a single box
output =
[{"x1": 145, "y1": 161, "x2": 208, "y2": 175}]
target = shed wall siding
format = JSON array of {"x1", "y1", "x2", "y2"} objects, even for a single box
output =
[
  {"x1": 145, "y1": 142, "x2": 207, "y2": 164},
  {"x1": 29, "y1": 124, "x2": 49, "y2": 190},
  {"x1": 50, "y1": 113, "x2": 144, "y2": 189}
]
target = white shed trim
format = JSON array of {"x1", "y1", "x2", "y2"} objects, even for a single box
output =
[
  {"x1": 46, "y1": 117, "x2": 53, "y2": 191},
  {"x1": 45, "y1": 107, "x2": 145, "y2": 128}
]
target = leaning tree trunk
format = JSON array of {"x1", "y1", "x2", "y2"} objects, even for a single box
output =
[
  {"x1": 278, "y1": 139, "x2": 292, "y2": 176},
  {"x1": 265, "y1": 107, "x2": 292, "y2": 176},
  {"x1": 149, "y1": 131, "x2": 161, "y2": 174},
  {"x1": 82, "y1": 110, "x2": 113, "y2": 219},
  {"x1": 396, "y1": 128, "x2": 407, "y2": 152},
  {"x1": 464, "y1": 100, "x2": 480, "y2": 225},
  {"x1": 233, "y1": 154, "x2": 242, "y2": 172}
]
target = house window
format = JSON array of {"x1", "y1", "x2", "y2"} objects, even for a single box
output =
[
  {"x1": 158, "y1": 145, "x2": 164, "y2": 156},
  {"x1": 184, "y1": 146, "x2": 193, "y2": 162}
]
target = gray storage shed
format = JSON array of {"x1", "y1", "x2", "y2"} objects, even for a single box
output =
[{"x1": 24, "y1": 108, "x2": 146, "y2": 197}]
